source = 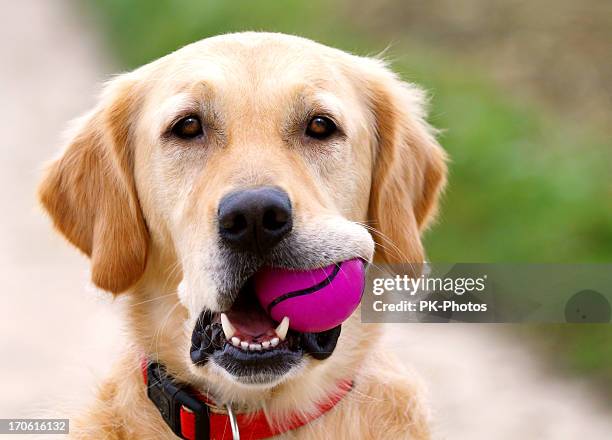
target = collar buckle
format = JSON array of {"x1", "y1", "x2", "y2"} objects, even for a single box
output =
[{"x1": 146, "y1": 362, "x2": 210, "y2": 439}]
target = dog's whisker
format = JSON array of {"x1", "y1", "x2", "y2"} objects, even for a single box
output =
[
  {"x1": 354, "y1": 221, "x2": 408, "y2": 259},
  {"x1": 354, "y1": 221, "x2": 420, "y2": 266},
  {"x1": 124, "y1": 292, "x2": 177, "y2": 308},
  {"x1": 150, "y1": 300, "x2": 181, "y2": 364}
]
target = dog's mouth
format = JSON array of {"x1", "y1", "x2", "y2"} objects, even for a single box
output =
[{"x1": 190, "y1": 278, "x2": 341, "y2": 385}]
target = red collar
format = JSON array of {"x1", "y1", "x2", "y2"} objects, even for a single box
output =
[{"x1": 142, "y1": 358, "x2": 352, "y2": 440}]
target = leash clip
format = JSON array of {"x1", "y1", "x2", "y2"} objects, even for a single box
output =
[{"x1": 226, "y1": 404, "x2": 240, "y2": 440}]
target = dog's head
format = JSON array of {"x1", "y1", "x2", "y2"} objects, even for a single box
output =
[{"x1": 39, "y1": 33, "x2": 446, "y2": 405}]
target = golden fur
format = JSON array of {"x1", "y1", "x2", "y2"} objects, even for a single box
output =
[{"x1": 39, "y1": 32, "x2": 446, "y2": 439}]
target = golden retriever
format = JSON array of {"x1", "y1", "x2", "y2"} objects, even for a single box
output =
[{"x1": 39, "y1": 32, "x2": 446, "y2": 439}]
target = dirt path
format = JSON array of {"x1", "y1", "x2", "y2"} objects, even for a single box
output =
[
  {"x1": 0, "y1": 2, "x2": 610, "y2": 439},
  {"x1": 387, "y1": 325, "x2": 612, "y2": 439},
  {"x1": 0, "y1": 0, "x2": 123, "y2": 422}
]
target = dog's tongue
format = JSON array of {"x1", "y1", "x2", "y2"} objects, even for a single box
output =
[
  {"x1": 226, "y1": 286, "x2": 277, "y2": 337},
  {"x1": 226, "y1": 308, "x2": 276, "y2": 337}
]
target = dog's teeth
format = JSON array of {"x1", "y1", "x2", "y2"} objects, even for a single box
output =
[
  {"x1": 220, "y1": 313, "x2": 236, "y2": 340},
  {"x1": 231, "y1": 337, "x2": 241, "y2": 347},
  {"x1": 262, "y1": 341, "x2": 271, "y2": 349},
  {"x1": 275, "y1": 317, "x2": 289, "y2": 341},
  {"x1": 240, "y1": 341, "x2": 249, "y2": 350},
  {"x1": 249, "y1": 343, "x2": 262, "y2": 351},
  {"x1": 270, "y1": 337, "x2": 279, "y2": 347}
]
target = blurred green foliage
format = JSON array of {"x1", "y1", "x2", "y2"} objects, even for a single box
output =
[{"x1": 87, "y1": 0, "x2": 612, "y2": 389}]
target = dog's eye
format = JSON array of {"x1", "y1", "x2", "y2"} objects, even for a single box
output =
[
  {"x1": 172, "y1": 116, "x2": 203, "y2": 139},
  {"x1": 305, "y1": 116, "x2": 336, "y2": 140}
]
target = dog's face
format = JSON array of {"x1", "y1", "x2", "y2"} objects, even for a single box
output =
[{"x1": 39, "y1": 33, "x2": 446, "y2": 402}]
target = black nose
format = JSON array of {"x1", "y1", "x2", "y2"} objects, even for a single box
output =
[{"x1": 218, "y1": 186, "x2": 292, "y2": 253}]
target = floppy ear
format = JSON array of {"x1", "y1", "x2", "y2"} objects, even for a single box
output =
[
  {"x1": 38, "y1": 76, "x2": 148, "y2": 293},
  {"x1": 364, "y1": 61, "x2": 447, "y2": 264}
]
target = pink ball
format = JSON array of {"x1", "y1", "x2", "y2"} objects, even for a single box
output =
[{"x1": 254, "y1": 258, "x2": 365, "y2": 333}]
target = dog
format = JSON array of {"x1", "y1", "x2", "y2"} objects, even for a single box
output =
[{"x1": 39, "y1": 32, "x2": 447, "y2": 439}]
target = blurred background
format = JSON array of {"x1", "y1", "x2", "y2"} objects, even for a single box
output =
[{"x1": 0, "y1": 1, "x2": 610, "y2": 438}]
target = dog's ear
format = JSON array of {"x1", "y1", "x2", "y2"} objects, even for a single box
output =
[
  {"x1": 362, "y1": 60, "x2": 447, "y2": 264},
  {"x1": 38, "y1": 75, "x2": 148, "y2": 293}
]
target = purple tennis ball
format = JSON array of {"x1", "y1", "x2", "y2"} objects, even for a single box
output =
[{"x1": 254, "y1": 258, "x2": 366, "y2": 333}]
